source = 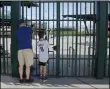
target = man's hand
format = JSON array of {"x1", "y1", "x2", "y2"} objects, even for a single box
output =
[{"x1": 52, "y1": 45, "x2": 57, "y2": 51}]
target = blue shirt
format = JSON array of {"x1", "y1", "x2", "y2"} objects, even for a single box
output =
[{"x1": 16, "y1": 26, "x2": 32, "y2": 50}]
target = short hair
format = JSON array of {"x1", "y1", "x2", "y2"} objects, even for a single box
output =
[{"x1": 38, "y1": 30, "x2": 44, "y2": 39}]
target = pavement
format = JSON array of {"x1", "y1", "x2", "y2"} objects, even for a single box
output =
[{"x1": 1, "y1": 75, "x2": 109, "y2": 89}]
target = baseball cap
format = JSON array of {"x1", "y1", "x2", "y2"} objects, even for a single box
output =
[{"x1": 18, "y1": 20, "x2": 25, "y2": 25}]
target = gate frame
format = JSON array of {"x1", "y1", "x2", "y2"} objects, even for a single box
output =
[
  {"x1": 11, "y1": 1, "x2": 21, "y2": 77},
  {"x1": 94, "y1": 1, "x2": 108, "y2": 79},
  {"x1": 56, "y1": 1, "x2": 60, "y2": 77}
]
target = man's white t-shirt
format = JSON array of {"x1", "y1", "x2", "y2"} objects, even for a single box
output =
[{"x1": 37, "y1": 39, "x2": 49, "y2": 62}]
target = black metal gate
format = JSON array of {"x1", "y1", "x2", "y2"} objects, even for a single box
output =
[
  {"x1": 21, "y1": 1, "x2": 97, "y2": 77},
  {"x1": 0, "y1": 1, "x2": 109, "y2": 77},
  {"x1": 0, "y1": 3, "x2": 11, "y2": 75}
]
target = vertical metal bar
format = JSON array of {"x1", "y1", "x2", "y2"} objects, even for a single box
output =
[
  {"x1": 79, "y1": 2, "x2": 82, "y2": 76},
  {"x1": 83, "y1": 2, "x2": 86, "y2": 76},
  {"x1": 6, "y1": 6, "x2": 8, "y2": 74},
  {"x1": 88, "y1": 2, "x2": 92, "y2": 76},
  {"x1": 43, "y1": 2, "x2": 48, "y2": 75},
  {"x1": 48, "y1": 2, "x2": 50, "y2": 76},
  {"x1": 26, "y1": 2, "x2": 27, "y2": 25},
  {"x1": 35, "y1": 2, "x2": 38, "y2": 76},
  {"x1": 22, "y1": 2, "x2": 24, "y2": 20},
  {"x1": 75, "y1": 2, "x2": 78, "y2": 76},
  {"x1": 71, "y1": 2, "x2": 75, "y2": 76},
  {"x1": 108, "y1": 1, "x2": 110, "y2": 77},
  {"x1": 104, "y1": 1, "x2": 109, "y2": 77},
  {"x1": 62, "y1": 2, "x2": 64, "y2": 76},
  {"x1": 53, "y1": 2, "x2": 55, "y2": 75},
  {"x1": 38, "y1": 2, "x2": 41, "y2": 76},
  {"x1": 39, "y1": 2, "x2": 41, "y2": 31},
  {"x1": 31, "y1": 3, "x2": 32, "y2": 28},
  {"x1": 11, "y1": 1, "x2": 21, "y2": 77},
  {"x1": 88, "y1": 3, "x2": 93, "y2": 76},
  {"x1": 56, "y1": 1, "x2": 60, "y2": 77},
  {"x1": 2, "y1": 5, "x2": 6, "y2": 74},
  {"x1": 0, "y1": 4, "x2": 2, "y2": 73},
  {"x1": 95, "y1": 1, "x2": 108, "y2": 79},
  {"x1": 92, "y1": 1, "x2": 96, "y2": 76},
  {"x1": 47, "y1": 2, "x2": 49, "y2": 42},
  {"x1": 43, "y1": 2, "x2": 44, "y2": 37},
  {"x1": 30, "y1": 2, "x2": 33, "y2": 76},
  {"x1": 66, "y1": 2, "x2": 69, "y2": 76}
]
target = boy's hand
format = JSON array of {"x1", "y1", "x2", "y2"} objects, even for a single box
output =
[{"x1": 52, "y1": 45, "x2": 57, "y2": 50}]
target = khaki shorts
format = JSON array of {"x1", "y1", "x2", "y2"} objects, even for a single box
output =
[{"x1": 18, "y1": 49, "x2": 34, "y2": 66}]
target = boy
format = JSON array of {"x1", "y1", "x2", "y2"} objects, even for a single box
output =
[{"x1": 37, "y1": 31, "x2": 49, "y2": 81}]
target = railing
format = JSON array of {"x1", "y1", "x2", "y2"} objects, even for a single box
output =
[{"x1": 68, "y1": 46, "x2": 75, "y2": 67}]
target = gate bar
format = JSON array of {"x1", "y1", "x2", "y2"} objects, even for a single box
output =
[
  {"x1": 56, "y1": 1, "x2": 60, "y2": 77},
  {"x1": 11, "y1": 1, "x2": 21, "y2": 77},
  {"x1": 95, "y1": 1, "x2": 108, "y2": 79}
]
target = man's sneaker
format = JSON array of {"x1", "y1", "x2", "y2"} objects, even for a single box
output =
[
  {"x1": 25, "y1": 79, "x2": 34, "y2": 83},
  {"x1": 19, "y1": 79, "x2": 24, "y2": 83}
]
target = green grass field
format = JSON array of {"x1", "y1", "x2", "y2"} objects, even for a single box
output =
[{"x1": 52, "y1": 30, "x2": 88, "y2": 36}]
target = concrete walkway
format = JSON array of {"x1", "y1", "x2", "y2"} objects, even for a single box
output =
[{"x1": 1, "y1": 75, "x2": 109, "y2": 89}]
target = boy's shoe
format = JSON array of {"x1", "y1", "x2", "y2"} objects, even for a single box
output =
[
  {"x1": 19, "y1": 79, "x2": 24, "y2": 83},
  {"x1": 25, "y1": 79, "x2": 34, "y2": 83},
  {"x1": 40, "y1": 76, "x2": 43, "y2": 81},
  {"x1": 44, "y1": 76, "x2": 48, "y2": 80},
  {"x1": 42, "y1": 76, "x2": 47, "y2": 82}
]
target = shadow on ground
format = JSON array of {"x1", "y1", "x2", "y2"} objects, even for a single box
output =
[{"x1": 1, "y1": 75, "x2": 109, "y2": 88}]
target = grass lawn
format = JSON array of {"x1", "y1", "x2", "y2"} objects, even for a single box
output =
[{"x1": 53, "y1": 30, "x2": 88, "y2": 36}]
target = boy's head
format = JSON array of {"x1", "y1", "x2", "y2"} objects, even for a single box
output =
[{"x1": 38, "y1": 30, "x2": 44, "y2": 39}]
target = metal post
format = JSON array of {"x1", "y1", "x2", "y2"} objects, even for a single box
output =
[
  {"x1": 11, "y1": 1, "x2": 21, "y2": 77},
  {"x1": 56, "y1": 1, "x2": 60, "y2": 77},
  {"x1": 95, "y1": 1, "x2": 108, "y2": 79},
  {"x1": 39, "y1": 1, "x2": 41, "y2": 31}
]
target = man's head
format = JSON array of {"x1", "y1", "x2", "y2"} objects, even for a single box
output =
[
  {"x1": 19, "y1": 20, "x2": 25, "y2": 27},
  {"x1": 38, "y1": 30, "x2": 44, "y2": 40}
]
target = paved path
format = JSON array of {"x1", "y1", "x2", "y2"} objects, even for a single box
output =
[{"x1": 1, "y1": 75, "x2": 109, "y2": 89}]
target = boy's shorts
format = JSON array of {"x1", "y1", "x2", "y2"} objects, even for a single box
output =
[
  {"x1": 18, "y1": 49, "x2": 34, "y2": 67},
  {"x1": 39, "y1": 61, "x2": 47, "y2": 66}
]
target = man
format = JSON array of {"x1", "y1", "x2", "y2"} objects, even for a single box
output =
[{"x1": 16, "y1": 20, "x2": 34, "y2": 83}]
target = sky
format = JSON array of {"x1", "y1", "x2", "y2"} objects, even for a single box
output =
[
  {"x1": 21, "y1": 2, "x2": 95, "y2": 30},
  {"x1": 2, "y1": 1, "x2": 110, "y2": 30}
]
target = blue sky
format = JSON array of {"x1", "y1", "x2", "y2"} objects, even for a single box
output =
[
  {"x1": 22, "y1": 2, "x2": 95, "y2": 29},
  {"x1": 22, "y1": 2, "x2": 94, "y2": 20},
  {"x1": 2, "y1": 2, "x2": 98, "y2": 30}
]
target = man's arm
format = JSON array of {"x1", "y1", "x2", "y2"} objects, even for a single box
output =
[{"x1": 28, "y1": 27, "x2": 33, "y2": 34}]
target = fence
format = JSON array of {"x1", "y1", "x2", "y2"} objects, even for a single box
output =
[{"x1": 0, "y1": 1, "x2": 109, "y2": 77}]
